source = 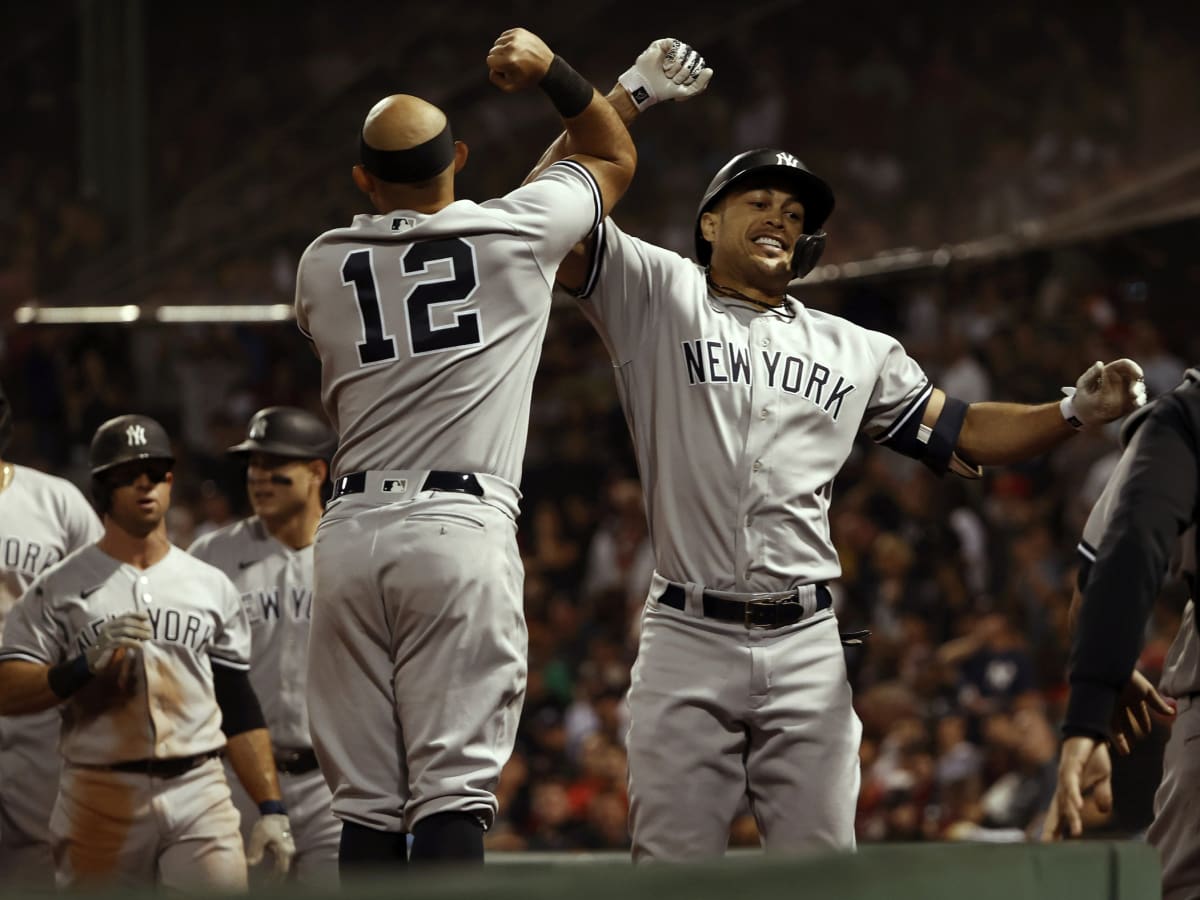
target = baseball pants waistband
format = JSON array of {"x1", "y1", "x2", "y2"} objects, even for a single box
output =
[
  {"x1": 91, "y1": 750, "x2": 221, "y2": 779},
  {"x1": 657, "y1": 582, "x2": 832, "y2": 629},
  {"x1": 333, "y1": 469, "x2": 482, "y2": 500},
  {"x1": 273, "y1": 746, "x2": 320, "y2": 775}
]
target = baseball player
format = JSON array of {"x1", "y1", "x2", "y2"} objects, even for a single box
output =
[
  {"x1": 0, "y1": 379, "x2": 102, "y2": 888},
  {"x1": 1044, "y1": 369, "x2": 1200, "y2": 900},
  {"x1": 532, "y1": 38, "x2": 1148, "y2": 860},
  {"x1": 0, "y1": 414, "x2": 295, "y2": 889},
  {"x1": 189, "y1": 406, "x2": 341, "y2": 883},
  {"x1": 297, "y1": 28, "x2": 635, "y2": 867}
]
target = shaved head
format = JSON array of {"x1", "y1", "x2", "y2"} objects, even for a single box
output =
[{"x1": 362, "y1": 94, "x2": 447, "y2": 151}]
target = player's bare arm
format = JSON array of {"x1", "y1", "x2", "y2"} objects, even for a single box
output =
[
  {"x1": 920, "y1": 358, "x2": 1146, "y2": 470},
  {"x1": 488, "y1": 28, "x2": 635, "y2": 222},
  {"x1": 524, "y1": 38, "x2": 712, "y2": 292},
  {"x1": 0, "y1": 661, "x2": 62, "y2": 715}
]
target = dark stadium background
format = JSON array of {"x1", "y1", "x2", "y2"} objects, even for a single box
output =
[{"x1": 2, "y1": 0, "x2": 1199, "y2": 851}]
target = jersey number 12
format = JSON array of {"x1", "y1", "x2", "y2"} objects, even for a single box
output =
[{"x1": 341, "y1": 239, "x2": 482, "y2": 366}]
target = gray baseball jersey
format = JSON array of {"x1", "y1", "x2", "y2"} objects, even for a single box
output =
[
  {"x1": 0, "y1": 465, "x2": 101, "y2": 884},
  {"x1": 574, "y1": 219, "x2": 928, "y2": 589},
  {"x1": 569, "y1": 218, "x2": 928, "y2": 860},
  {"x1": 189, "y1": 517, "x2": 339, "y2": 878},
  {"x1": 1077, "y1": 411, "x2": 1199, "y2": 899},
  {"x1": 0, "y1": 544, "x2": 250, "y2": 765},
  {"x1": 296, "y1": 160, "x2": 602, "y2": 486},
  {"x1": 299, "y1": 161, "x2": 601, "y2": 836}
]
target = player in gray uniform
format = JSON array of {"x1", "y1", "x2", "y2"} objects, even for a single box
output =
[
  {"x1": 298, "y1": 28, "x2": 635, "y2": 868},
  {"x1": 534, "y1": 39, "x2": 1148, "y2": 861},
  {"x1": 0, "y1": 414, "x2": 295, "y2": 889},
  {"x1": 0, "y1": 380, "x2": 102, "y2": 886},
  {"x1": 189, "y1": 406, "x2": 341, "y2": 883},
  {"x1": 1045, "y1": 369, "x2": 1200, "y2": 900}
]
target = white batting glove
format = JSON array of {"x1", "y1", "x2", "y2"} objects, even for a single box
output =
[
  {"x1": 1061, "y1": 358, "x2": 1147, "y2": 427},
  {"x1": 85, "y1": 612, "x2": 152, "y2": 673},
  {"x1": 247, "y1": 813, "x2": 295, "y2": 875},
  {"x1": 618, "y1": 38, "x2": 713, "y2": 111}
]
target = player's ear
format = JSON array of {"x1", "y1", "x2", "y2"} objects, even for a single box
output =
[
  {"x1": 310, "y1": 459, "x2": 328, "y2": 487},
  {"x1": 453, "y1": 141, "x2": 469, "y2": 174},
  {"x1": 699, "y1": 209, "x2": 720, "y2": 244},
  {"x1": 352, "y1": 164, "x2": 374, "y2": 196}
]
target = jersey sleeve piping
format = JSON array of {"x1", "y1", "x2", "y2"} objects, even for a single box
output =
[
  {"x1": 548, "y1": 160, "x2": 602, "y2": 238},
  {"x1": 0, "y1": 649, "x2": 51, "y2": 665},
  {"x1": 568, "y1": 218, "x2": 608, "y2": 300},
  {"x1": 875, "y1": 380, "x2": 932, "y2": 442},
  {"x1": 208, "y1": 653, "x2": 251, "y2": 672}
]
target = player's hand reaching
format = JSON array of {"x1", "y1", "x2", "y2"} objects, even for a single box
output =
[
  {"x1": 618, "y1": 38, "x2": 713, "y2": 110},
  {"x1": 1041, "y1": 735, "x2": 1113, "y2": 840},
  {"x1": 85, "y1": 612, "x2": 152, "y2": 673},
  {"x1": 247, "y1": 813, "x2": 295, "y2": 876},
  {"x1": 1110, "y1": 669, "x2": 1176, "y2": 755},
  {"x1": 1064, "y1": 358, "x2": 1147, "y2": 426},
  {"x1": 487, "y1": 28, "x2": 555, "y2": 93}
]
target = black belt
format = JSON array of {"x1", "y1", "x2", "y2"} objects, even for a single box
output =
[
  {"x1": 107, "y1": 750, "x2": 220, "y2": 779},
  {"x1": 657, "y1": 582, "x2": 832, "y2": 629},
  {"x1": 274, "y1": 747, "x2": 320, "y2": 775},
  {"x1": 332, "y1": 470, "x2": 483, "y2": 500}
]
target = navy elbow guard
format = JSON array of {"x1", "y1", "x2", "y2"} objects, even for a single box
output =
[
  {"x1": 879, "y1": 392, "x2": 981, "y2": 478},
  {"x1": 212, "y1": 666, "x2": 266, "y2": 736}
]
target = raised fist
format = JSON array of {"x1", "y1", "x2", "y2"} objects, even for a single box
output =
[{"x1": 487, "y1": 28, "x2": 555, "y2": 93}]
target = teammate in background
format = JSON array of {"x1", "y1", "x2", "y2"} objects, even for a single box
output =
[
  {"x1": 1044, "y1": 370, "x2": 1199, "y2": 900},
  {"x1": 0, "y1": 414, "x2": 295, "y2": 889},
  {"x1": 0, "y1": 379, "x2": 102, "y2": 887},
  {"x1": 189, "y1": 406, "x2": 341, "y2": 884},
  {"x1": 532, "y1": 39, "x2": 1147, "y2": 861},
  {"x1": 297, "y1": 28, "x2": 634, "y2": 868}
]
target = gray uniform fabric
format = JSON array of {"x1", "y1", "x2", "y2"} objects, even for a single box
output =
[
  {"x1": 1077, "y1": 428, "x2": 1199, "y2": 899},
  {"x1": 297, "y1": 162, "x2": 602, "y2": 834},
  {"x1": 0, "y1": 465, "x2": 102, "y2": 884},
  {"x1": 189, "y1": 518, "x2": 339, "y2": 882},
  {"x1": 0, "y1": 544, "x2": 251, "y2": 888},
  {"x1": 571, "y1": 219, "x2": 928, "y2": 860}
]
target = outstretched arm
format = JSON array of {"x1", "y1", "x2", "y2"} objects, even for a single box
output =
[{"x1": 923, "y1": 359, "x2": 1146, "y2": 468}]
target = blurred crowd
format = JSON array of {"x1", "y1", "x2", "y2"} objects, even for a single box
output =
[
  {"x1": 3, "y1": 0, "x2": 1200, "y2": 855},
  {"x1": 4, "y1": 3, "x2": 1200, "y2": 315}
]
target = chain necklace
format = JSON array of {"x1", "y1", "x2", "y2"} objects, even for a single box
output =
[
  {"x1": 0, "y1": 463, "x2": 13, "y2": 494},
  {"x1": 706, "y1": 272, "x2": 797, "y2": 320}
]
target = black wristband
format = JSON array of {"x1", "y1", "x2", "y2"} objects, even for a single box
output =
[
  {"x1": 539, "y1": 55, "x2": 594, "y2": 119},
  {"x1": 48, "y1": 654, "x2": 94, "y2": 699},
  {"x1": 258, "y1": 799, "x2": 287, "y2": 816}
]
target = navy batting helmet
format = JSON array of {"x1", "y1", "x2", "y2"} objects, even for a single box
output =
[
  {"x1": 694, "y1": 148, "x2": 835, "y2": 279},
  {"x1": 228, "y1": 407, "x2": 336, "y2": 460},
  {"x1": 89, "y1": 414, "x2": 175, "y2": 475}
]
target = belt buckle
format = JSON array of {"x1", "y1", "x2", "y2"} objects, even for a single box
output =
[{"x1": 744, "y1": 593, "x2": 798, "y2": 629}]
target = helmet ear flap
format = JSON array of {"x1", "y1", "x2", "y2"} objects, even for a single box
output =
[{"x1": 792, "y1": 231, "x2": 826, "y2": 279}]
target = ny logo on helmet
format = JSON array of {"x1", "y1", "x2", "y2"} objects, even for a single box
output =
[
  {"x1": 776, "y1": 152, "x2": 800, "y2": 168},
  {"x1": 249, "y1": 419, "x2": 268, "y2": 440},
  {"x1": 126, "y1": 425, "x2": 147, "y2": 446}
]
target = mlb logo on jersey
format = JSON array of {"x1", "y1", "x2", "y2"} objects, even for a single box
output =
[
  {"x1": 382, "y1": 479, "x2": 408, "y2": 493},
  {"x1": 126, "y1": 425, "x2": 147, "y2": 446},
  {"x1": 391, "y1": 217, "x2": 414, "y2": 232}
]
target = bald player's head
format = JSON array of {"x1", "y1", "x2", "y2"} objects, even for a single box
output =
[
  {"x1": 363, "y1": 95, "x2": 446, "y2": 153},
  {"x1": 354, "y1": 94, "x2": 469, "y2": 214}
]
